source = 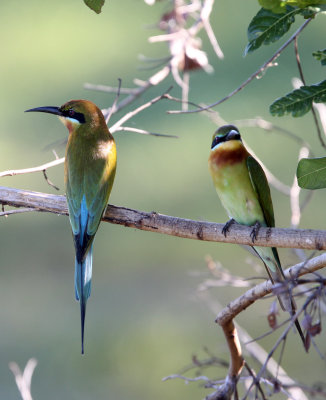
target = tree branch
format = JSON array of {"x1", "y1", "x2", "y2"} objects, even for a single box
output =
[
  {"x1": 1, "y1": 186, "x2": 326, "y2": 251},
  {"x1": 207, "y1": 253, "x2": 326, "y2": 400},
  {"x1": 0, "y1": 158, "x2": 64, "y2": 178},
  {"x1": 215, "y1": 253, "x2": 326, "y2": 326}
]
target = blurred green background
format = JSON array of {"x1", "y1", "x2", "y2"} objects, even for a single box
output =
[{"x1": 0, "y1": 1, "x2": 325, "y2": 398}]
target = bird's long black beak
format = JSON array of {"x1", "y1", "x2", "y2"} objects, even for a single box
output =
[{"x1": 25, "y1": 106, "x2": 63, "y2": 116}]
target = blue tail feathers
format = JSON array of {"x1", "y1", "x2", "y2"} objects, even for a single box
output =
[{"x1": 75, "y1": 244, "x2": 93, "y2": 354}]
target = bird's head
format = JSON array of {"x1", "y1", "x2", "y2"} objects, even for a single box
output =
[
  {"x1": 211, "y1": 125, "x2": 241, "y2": 150},
  {"x1": 25, "y1": 99, "x2": 106, "y2": 133}
]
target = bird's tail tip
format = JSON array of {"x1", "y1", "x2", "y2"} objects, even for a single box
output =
[
  {"x1": 75, "y1": 247, "x2": 93, "y2": 354},
  {"x1": 80, "y1": 299, "x2": 86, "y2": 355}
]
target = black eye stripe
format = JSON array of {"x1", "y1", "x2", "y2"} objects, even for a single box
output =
[
  {"x1": 211, "y1": 135, "x2": 225, "y2": 148},
  {"x1": 211, "y1": 132, "x2": 241, "y2": 148},
  {"x1": 61, "y1": 109, "x2": 86, "y2": 123}
]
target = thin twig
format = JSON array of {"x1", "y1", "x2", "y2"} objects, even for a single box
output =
[
  {"x1": 106, "y1": 78, "x2": 122, "y2": 124},
  {"x1": 0, "y1": 207, "x2": 37, "y2": 217},
  {"x1": 294, "y1": 37, "x2": 326, "y2": 148},
  {"x1": 198, "y1": 290, "x2": 310, "y2": 400},
  {"x1": 168, "y1": 19, "x2": 312, "y2": 114},
  {"x1": 215, "y1": 253, "x2": 326, "y2": 326},
  {"x1": 243, "y1": 362, "x2": 267, "y2": 400},
  {"x1": 248, "y1": 290, "x2": 320, "y2": 396},
  {"x1": 113, "y1": 126, "x2": 178, "y2": 138},
  {"x1": 101, "y1": 65, "x2": 171, "y2": 118},
  {"x1": 84, "y1": 84, "x2": 138, "y2": 94},
  {"x1": 110, "y1": 87, "x2": 173, "y2": 132},
  {"x1": 233, "y1": 117, "x2": 313, "y2": 156},
  {"x1": 0, "y1": 158, "x2": 64, "y2": 178},
  {"x1": 42, "y1": 169, "x2": 60, "y2": 191}
]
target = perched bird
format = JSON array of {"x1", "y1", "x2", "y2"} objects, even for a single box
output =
[
  {"x1": 208, "y1": 125, "x2": 304, "y2": 342},
  {"x1": 26, "y1": 100, "x2": 117, "y2": 353}
]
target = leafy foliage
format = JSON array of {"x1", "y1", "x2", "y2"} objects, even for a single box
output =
[
  {"x1": 297, "y1": 157, "x2": 326, "y2": 189},
  {"x1": 83, "y1": 0, "x2": 105, "y2": 14},
  {"x1": 313, "y1": 49, "x2": 326, "y2": 66},
  {"x1": 270, "y1": 80, "x2": 326, "y2": 117},
  {"x1": 246, "y1": 4, "x2": 325, "y2": 54},
  {"x1": 245, "y1": 7, "x2": 300, "y2": 54},
  {"x1": 259, "y1": 0, "x2": 326, "y2": 13}
]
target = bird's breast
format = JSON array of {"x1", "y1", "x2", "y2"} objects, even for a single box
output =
[{"x1": 209, "y1": 140, "x2": 248, "y2": 168}]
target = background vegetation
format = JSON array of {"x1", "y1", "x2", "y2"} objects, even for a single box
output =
[{"x1": 0, "y1": 0, "x2": 325, "y2": 398}]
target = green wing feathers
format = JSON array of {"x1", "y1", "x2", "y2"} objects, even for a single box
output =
[{"x1": 247, "y1": 156, "x2": 275, "y2": 228}]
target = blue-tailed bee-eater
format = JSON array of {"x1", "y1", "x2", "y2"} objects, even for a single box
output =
[
  {"x1": 208, "y1": 125, "x2": 304, "y2": 343},
  {"x1": 26, "y1": 100, "x2": 117, "y2": 353}
]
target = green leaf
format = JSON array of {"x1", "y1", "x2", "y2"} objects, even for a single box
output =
[
  {"x1": 313, "y1": 49, "x2": 326, "y2": 66},
  {"x1": 83, "y1": 0, "x2": 105, "y2": 13},
  {"x1": 258, "y1": 0, "x2": 286, "y2": 13},
  {"x1": 245, "y1": 7, "x2": 300, "y2": 55},
  {"x1": 270, "y1": 79, "x2": 326, "y2": 117},
  {"x1": 297, "y1": 157, "x2": 326, "y2": 189},
  {"x1": 259, "y1": 0, "x2": 326, "y2": 12}
]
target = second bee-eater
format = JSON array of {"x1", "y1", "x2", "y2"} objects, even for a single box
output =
[
  {"x1": 208, "y1": 125, "x2": 304, "y2": 342},
  {"x1": 26, "y1": 100, "x2": 117, "y2": 353}
]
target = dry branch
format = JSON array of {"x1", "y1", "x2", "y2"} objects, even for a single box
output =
[
  {"x1": 215, "y1": 252, "x2": 326, "y2": 326},
  {"x1": 1, "y1": 186, "x2": 326, "y2": 251},
  {"x1": 210, "y1": 254, "x2": 326, "y2": 400}
]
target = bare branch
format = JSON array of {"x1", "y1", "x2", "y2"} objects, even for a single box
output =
[
  {"x1": 110, "y1": 87, "x2": 173, "y2": 133},
  {"x1": 1, "y1": 186, "x2": 326, "y2": 251},
  {"x1": 0, "y1": 207, "x2": 37, "y2": 217},
  {"x1": 198, "y1": 290, "x2": 310, "y2": 400},
  {"x1": 84, "y1": 83, "x2": 138, "y2": 95},
  {"x1": 105, "y1": 78, "x2": 122, "y2": 124},
  {"x1": 113, "y1": 126, "x2": 178, "y2": 138},
  {"x1": 9, "y1": 358, "x2": 37, "y2": 400},
  {"x1": 0, "y1": 158, "x2": 64, "y2": 178},
  {"x1": 168, "y1": 19, "x2": 312, "y2": 114},
  {"x1": 101, "y1": 66, "x2": 171, "y2": 118},
  {"x1": 215, "y1": 253, "x2": 326, "y2": 326}
]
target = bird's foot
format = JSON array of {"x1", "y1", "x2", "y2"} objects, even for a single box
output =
[
  {"x1": 222, "y1": 218, "x2": 236, "y2": 237},
  {"x1": 250, "y1": 221, "x2": 261, "y2": 243}
]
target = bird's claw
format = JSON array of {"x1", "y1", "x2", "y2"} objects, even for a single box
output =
[
  {"x1": 222, "y1": 218, "x2": 236, "y2": 237},
  {"x1": 250, "y1": 221, "x2": 261, "y2": 243}
]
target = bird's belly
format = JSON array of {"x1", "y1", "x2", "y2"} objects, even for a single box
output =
[{"x1": 211, "y1": 163, "x2": 265, "y2": 226}]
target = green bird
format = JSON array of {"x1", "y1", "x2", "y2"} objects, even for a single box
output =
[
  {"x1": 26, "y1": 100, "x2": 117, "y2": 353},
  {"x1": 208, "y1": 125, "x2": 304, "y2": 342}
]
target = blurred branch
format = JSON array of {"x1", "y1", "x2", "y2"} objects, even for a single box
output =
[
  {"x1": 168, "y1": 18, "x2": 312, "y2": 114},
  {"x1": 0, "y1": 158, "x2": 65, "y2": 178},
  {"x1": 1, "y1": 186, "x2": 326, "y2": 251},
  {"x1": 9, "y1": 358, "x2": 37, "y2": 400},
  {"x1": 98, "y1": 65, "x2": 171, "y2": 118},
  {"x1": 294, "y1": 37, "x2": 325, "y2": 148},
  {"x1": 110, "y1": 87, "x2": 173, "y2": 132}
]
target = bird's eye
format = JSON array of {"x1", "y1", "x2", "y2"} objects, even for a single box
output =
[{"x1": 68, "y1": 109, "x2": 75, "y2": 118}]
